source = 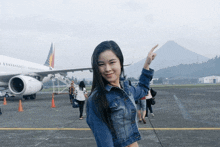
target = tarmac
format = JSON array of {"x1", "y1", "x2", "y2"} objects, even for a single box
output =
[{"x1": 0, "y1": 85, "x2": 220, "y2": 147}]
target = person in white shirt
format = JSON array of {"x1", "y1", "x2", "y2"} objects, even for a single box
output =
[
  {"x1": 75, "y1": 81, "x2": 88, "y2": 120},
  {"x1": 145, "y1": 90, "x2": 154, "y2": 118}
]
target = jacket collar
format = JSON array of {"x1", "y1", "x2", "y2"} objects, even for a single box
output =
[{"x1": 104, "y1": 77, "x2": 125, "y2": 92}]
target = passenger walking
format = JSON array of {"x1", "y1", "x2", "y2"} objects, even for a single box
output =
[
  {"x1": 75, "y1": 81, "x2": 88, "y2": 120},
  {"x1": 145, "y1": 90, "x2": 154, "y2": 118},
  {"x1": 69, "y1": 81, "x2": 75, "y2": 104},
  {"x1": 137, "y1": 96, "x2": 147, "y2": 124},
  {"x1": 86, "y1": 40, "x2": 158, "y2": 147}
]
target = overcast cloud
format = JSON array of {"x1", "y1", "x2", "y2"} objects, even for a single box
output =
[{"x1": 0, "y1": 0, "x2": 219, "y2": 79}]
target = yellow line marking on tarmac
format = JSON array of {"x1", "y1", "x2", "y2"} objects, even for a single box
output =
[
  {"x1": 0, "y1": 128, "x2": 91, "y2": 131},
  {"x1": 139, "y1": 128, "x2": 220, "y2": 130},
  {"x1": 0, "y1": 128, "x2": 220, "y2": 131}
]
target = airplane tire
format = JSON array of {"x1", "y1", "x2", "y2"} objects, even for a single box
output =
[
  {"x1": 30, "y1": 94, "x2": 36, "y2": 100},
  {"x1": 23, "y1": 96, "x2": 30, "y2": 100},
  {"x1": 23, "y1": 94, "x2": 36, "y2": 100},
  {"x1": 5, "y1": 94, "x2": 9, "y2": 98}
]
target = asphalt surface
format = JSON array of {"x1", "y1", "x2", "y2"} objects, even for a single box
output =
[{"x1": 0, "y1": 85, "x2": 220, "y2": 147}]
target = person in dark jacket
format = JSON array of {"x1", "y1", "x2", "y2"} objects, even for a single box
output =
[
  {"x1": 69, "y1": 81, "x2": 75, "y2": 104},
  {"x1": 86, "y1": 40, "x2": 158, "y2": 147}
]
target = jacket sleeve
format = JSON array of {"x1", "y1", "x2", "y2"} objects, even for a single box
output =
[
  {"x1": 86, "y1": 99, "x2": 114, "y2": 147},
  {"x1": 130, "y1": 68, "x2": 154, "y2": 101}
]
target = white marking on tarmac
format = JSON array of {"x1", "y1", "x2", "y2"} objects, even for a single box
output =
[
  {"x1": 35, "y1": 141, "x2": 43, "y2": 146},
  {"x1": 154, "y1": 107, "x2": 166, "y2": 110},
  {"x1": 34, "y1": 138, "x2": 49, "y2": 146},
  {"x1": 174, "y1": 95, "x2": 192, "y2": 120}
]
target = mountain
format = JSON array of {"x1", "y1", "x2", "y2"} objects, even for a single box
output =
[
  {"x1": 125, "y1": 41, "x2": 210, "y2": 78},
  {"x1": 154, "y1": 56, "x2": 220, "y2": 78}
]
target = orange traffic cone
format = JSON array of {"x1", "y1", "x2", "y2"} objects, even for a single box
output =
[
  {"x1": 18, "y1": 100, "x2": 23, "y2": 112},
  {"x1": 3, "y1": 97, "x2": 7, "y2": 105},
  {"x1": 51, "y1": 94, "x2": 56, "y2": 108}
]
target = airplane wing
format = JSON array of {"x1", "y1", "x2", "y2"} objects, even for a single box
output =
[
  {"x1": 0, "y1": 67, "x2": 92, "y2": 83},
  {"x1": 36, "y1": 63, "x2": 132, "y2": 77},
  {"x1": 35, "y1": 63, "x2": 132, "y2": 77},
  {"x1": 35, "y1": 67, "x2": 92, "y2": 77},
  {"x1": 0, "y1": 63, "x2": 131, "y2": 84}
]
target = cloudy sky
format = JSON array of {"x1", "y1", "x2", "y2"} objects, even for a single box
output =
[{"x1": 0, "y1": 0, "x2": 219, "y2": 79}]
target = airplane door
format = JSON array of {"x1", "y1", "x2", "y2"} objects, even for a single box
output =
[{"x1": 213, "y1": 79, "x2": 216, "y2": 83}]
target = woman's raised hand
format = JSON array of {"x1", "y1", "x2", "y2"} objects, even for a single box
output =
[{"x1": 144, "y1": 44, "x2": 158, "y2": 70}]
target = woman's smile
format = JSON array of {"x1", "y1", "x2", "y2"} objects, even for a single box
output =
[{"x1": 105, "y1": 73, "x2": 113, "y2": 78}]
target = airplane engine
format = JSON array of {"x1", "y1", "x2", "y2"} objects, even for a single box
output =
[{"x1": 8, "y1": 75, "x2": 43, "y2": 95}]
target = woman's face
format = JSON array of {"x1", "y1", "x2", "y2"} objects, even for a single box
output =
[{"x1": 98, "y1": 50, "x2": 121, "y2": 87}]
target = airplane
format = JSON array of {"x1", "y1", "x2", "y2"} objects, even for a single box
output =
[{"x1": 0, "y1": 43, "x2": 92, "y2": 100}]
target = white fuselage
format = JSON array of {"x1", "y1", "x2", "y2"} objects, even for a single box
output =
[{"x1": 0, "y1": 55, "x2": 51, "y2": 87}]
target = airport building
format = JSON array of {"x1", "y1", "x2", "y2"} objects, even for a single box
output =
[{"x1": 199, "y1": 76, "x2": 220, "y2": 84}]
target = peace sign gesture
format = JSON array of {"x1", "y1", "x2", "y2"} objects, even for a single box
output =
[{"x1": 144, "y1": 44, "x2": 158, "y2": 70}]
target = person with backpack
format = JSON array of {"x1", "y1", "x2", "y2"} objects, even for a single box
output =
[
  {"x1": 145, "y1": 89, "x2": 154, "y2": 118},
  {"x1": 75, "y1": 81, "x2": 88, "y2": 120}
]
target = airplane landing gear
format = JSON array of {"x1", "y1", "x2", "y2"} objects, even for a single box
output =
[
  {"x1": 23, "y1": 94, "x2": 36, "y2": 100},
  {"x1": 30, "y1": 94, "x2": 36, "y2": 99}
]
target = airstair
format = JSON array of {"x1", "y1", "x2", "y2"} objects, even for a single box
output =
[{"x1": 52, "y1": 74, "x2": 73, "y2": 94}]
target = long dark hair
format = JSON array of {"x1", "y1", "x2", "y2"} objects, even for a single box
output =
[
  {"x1": 90, "y1": 40, "x2": 124, "y2": 131},
  {"x1": 79, "y1": 81, "x2": 85, "y2": 91}
]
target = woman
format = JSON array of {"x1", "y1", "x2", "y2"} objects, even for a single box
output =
[
  {"x1": 86, "y1": 40, "x2": 158, "y2": 147},
  {"x1": 145, "y1": 90, "x2": 154, "y2": 118},
  {"x1": 75, "y1": 81, "x2": 88, "y2": 120}
]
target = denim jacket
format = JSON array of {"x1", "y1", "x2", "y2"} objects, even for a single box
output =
[{"x1": 86, "y1": 68, "x2": 154, "y2": 147}]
